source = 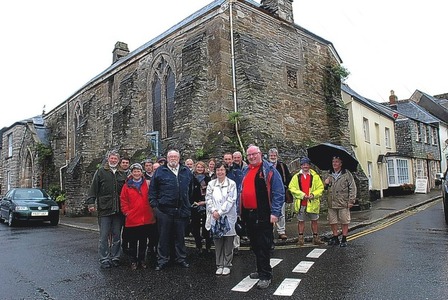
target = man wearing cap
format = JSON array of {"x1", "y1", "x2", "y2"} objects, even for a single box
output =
[
  {"x1": 288, "y1": 157, "x2": 325, "y2": 246},
  {"x1": 149, "y1": 149, "x2": 194, "y2": 270},
  {"x1": 86, "y1": 150, "x2": 127, "y2": 269}
]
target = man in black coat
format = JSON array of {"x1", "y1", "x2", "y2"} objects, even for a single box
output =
[{"x1": 149, "y1": 149, "x2": 193, "y2": 270}]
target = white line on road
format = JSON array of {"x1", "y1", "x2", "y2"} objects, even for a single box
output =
[
  {"x1": 231, "y1": 275, "x2": 259, "y2": 292},
  {"x1": 306, "y1": 248, "x2": 326, "y2": 258},
  {"x1": 292, "y1": 261, "x2": 314, "y2": 273},
  {"x1": 231, "y1": 258, "x2": 283, "y2": 292},
  {"x1": 273, "y1": 278, "x2": 302, "y2": 296}
]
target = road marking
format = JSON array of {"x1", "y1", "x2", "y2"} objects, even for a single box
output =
[
  {"x1": 231, "y1": 258, "x2": 283, "y2": 292},
  {"x1": 348, "y1": 201, "x2": 439, "y2": 241},
  {"x1": 273, "y1": 278, "x2": 302, "y2": 296},
  {"x1": 231, "y1": 275, "x2": 259, "y2": 292},
  {"x1": 270, "y1": 258, "x2": 283, "y2": 268},
  {"x1": 232, "y1": 248, "x2": 324, "y2": 295},
  {"x1": 306, "y1": 248, "x2": 326, "y2": 258},
  {"x1": 292, "y1": 261, "x2": 314, "y2": 273}
]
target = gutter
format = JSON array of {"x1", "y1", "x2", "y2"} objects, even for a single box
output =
[{"x1": 59, "y1": 99, "x2": 70, "y2": 191}]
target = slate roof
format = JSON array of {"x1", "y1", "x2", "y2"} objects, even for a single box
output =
[
  {"x1": 395, "y1": 100, "x2": 440, "y2": 125},
  {"x1": 341, "y1": 83, "x2": 396, "y2": 119},
  {"x1": 4, "y1": 115, "x2": 49, "y2": 145},
  {"x1": 412, "y1": 89, "x2": 448, "y2": 123}
]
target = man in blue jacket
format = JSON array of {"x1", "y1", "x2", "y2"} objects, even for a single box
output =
[
  {"x1": 149, "y1": 149, "x2": 193, "y2": 270},
  {"x1": 240, "y1": 145, "x2": 284, "y2": 289}
]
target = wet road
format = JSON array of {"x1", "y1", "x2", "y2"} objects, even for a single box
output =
[{"x1": 0, "y1": 200, "x2": 447, "y2": 299}]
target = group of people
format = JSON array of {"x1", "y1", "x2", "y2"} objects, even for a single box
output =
[{"x1": 86, "y1": 145, "x2": 356, "y2": 290}]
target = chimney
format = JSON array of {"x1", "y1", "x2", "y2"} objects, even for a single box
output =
[
  {"x1": 112, "y1": 41, "x2": 129, "y2": 64},
  {"x1": 260, "y1": 0, "x2": 294, "y2": 23},
  {"x1": 389, "y1": 90, "x2": 398, "y2": 107}
]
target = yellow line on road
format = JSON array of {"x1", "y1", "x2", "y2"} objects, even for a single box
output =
[{"x1": 348, "y1": 201, "x2": 439, "y2": 241}]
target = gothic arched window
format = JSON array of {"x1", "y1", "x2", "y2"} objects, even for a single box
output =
[
  {"x1": 165, "y1": 68, "x2": 175, "y2": 137},
  {"x1": 151, "y1": 56, "x2": 175, "y2": 138},
  {"x1": 152, "y1": 77, "x2": 162, "y2": 134}
]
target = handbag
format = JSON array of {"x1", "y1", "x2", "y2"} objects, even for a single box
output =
[
  {"x1": 235, "y1": 217, "x2": 246, "y2": 237},
  {"x1": 211, "y1": 215, "x2": 231, "y2": 238}
]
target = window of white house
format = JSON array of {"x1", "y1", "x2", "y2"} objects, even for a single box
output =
[
  {"x1": 416, "y1": 123, "x2": 421, "y2": 142},
  {"x1": 8, "y1": 133, "x2": 13, "y2": 157},
  {"x1": 385, "y1": 127, "x2": 391, "y2": 148},
  {"x1": 386, "y1": 158, "x2": 410, "y2": 186},
  {"x1": 363, "y1": 118, "x2": 370, "y2": 142},
  {"x1": 432, "y1": 127, "x2": 438, "y2": 145},
  {"x1": 375, "y1": 123, "x2": 380, "y2": 145}
]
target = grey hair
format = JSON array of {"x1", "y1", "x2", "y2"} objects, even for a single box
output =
[
  {"x1": 107, "y1": 150, "x2": 120, "y2": 159},
  {"x1": 268, "y1": 148, "x2": 278, "y2": 155},
  {"x1": 167, "y1": 149, "x2": 180, "y2": 157}
]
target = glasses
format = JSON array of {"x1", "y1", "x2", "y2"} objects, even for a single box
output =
[{"x1": 247, "y1": 152, "x2": 260, "y2": 157}]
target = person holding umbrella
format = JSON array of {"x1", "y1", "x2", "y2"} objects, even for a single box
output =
[{"x1": 324, "y1": 156, "x2": 357, "y2": 247}]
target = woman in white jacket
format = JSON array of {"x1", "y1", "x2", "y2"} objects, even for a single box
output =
[{"x1": 205, "y1": 160, "x2": 237, "y2": 276}]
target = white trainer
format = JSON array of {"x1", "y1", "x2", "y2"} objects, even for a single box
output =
[
  {"x1": 215, "y1": 267, "x2": 223, "y2": 275},
  {"x1": 222, "y1": 267, "x2": 231, "y2": 276}
]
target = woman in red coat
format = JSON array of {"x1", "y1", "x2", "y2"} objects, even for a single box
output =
[{"x1": 120, "y1": 163, "x2": 156, "y2": 270}]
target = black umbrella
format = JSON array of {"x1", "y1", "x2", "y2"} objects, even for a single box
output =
[{"x1": 307, "y1": 143, "x2": 359, "y2": 172}]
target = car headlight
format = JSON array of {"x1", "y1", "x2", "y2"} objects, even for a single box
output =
[
  {"x1": 15, "y1": 206, "x2": 28, "y2": 211},
  {"x1": 51, "y1": 206, "x2": 59, "y2": 210}
]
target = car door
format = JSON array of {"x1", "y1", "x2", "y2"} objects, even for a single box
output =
[{"x1": 0, "y1": 190, "x2": 12, "y2": 219}]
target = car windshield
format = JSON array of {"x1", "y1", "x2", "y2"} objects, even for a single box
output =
[{"x1": 13, "y1": 189, "x2": 50, "y2": 200}]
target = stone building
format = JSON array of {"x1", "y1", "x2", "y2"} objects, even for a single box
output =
[
  {"x1": 0, "y1": 116, "x2": 51, "y2": 194},
  {"x1": 1, "y1": 0, "x2": 369, "y2": 215}
]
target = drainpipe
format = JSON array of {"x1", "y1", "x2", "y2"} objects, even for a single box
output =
[
  {"x1": 229, "y1": 0, "x2": 244, "y2": 152},
  {"x1": 59, "y1": 99, "x2": 70, "y2": 191}
]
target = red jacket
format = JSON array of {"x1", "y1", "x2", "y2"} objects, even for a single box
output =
[{"x1": 120, "y1": 178, "x2": 155, "y2": 227}]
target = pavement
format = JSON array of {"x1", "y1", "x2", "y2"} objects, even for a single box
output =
[{"x1": 59, "y1": 189, "x2": 443, "y2": 246}]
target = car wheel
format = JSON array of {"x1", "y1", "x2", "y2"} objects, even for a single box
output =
[
  {"x1": 50, "y1": 217, "x2": 59, "y2": 226},
  {"x1": 8, "y1": 212, "x2": 16, "y2": 227}
]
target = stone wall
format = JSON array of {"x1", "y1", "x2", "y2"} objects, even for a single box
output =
[{"x1": 41, "y1": 1, "x2": 368, "y2": 215}]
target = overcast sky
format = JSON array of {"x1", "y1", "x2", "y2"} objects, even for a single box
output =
[{"x1": 1, "y1": 0, "x2": 446, "y2": 129}]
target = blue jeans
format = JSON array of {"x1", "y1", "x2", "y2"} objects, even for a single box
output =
[{"x1": 98, "y1": 214, "x2": 123, "y2": 264}]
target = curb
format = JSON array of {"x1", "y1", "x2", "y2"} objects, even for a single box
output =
[{"x1": 60, "y1": 195, "x2": 442, "y2": 246}]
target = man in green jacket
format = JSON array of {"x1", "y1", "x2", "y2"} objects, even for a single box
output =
[{"x1": 86, "y1": 150, "x2": 126, "y2": 269}]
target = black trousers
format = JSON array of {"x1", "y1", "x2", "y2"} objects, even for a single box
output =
[
  {"x1": 190, "y1": 210, "x2": 211, "y2": 250},
  {"x1": 245, "y1": 210, "x2": 274, "y2": 280},
  {"x1": 126, "y1": 224, "x2": 150, "y2": 263},
  {"x1": 156, "y1": 209, "x2": 188, "y2": 266}
]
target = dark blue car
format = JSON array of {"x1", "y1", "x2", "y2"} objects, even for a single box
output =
[{"x1": 0, "y1": 188, "x2": 59, "y2": 227}]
